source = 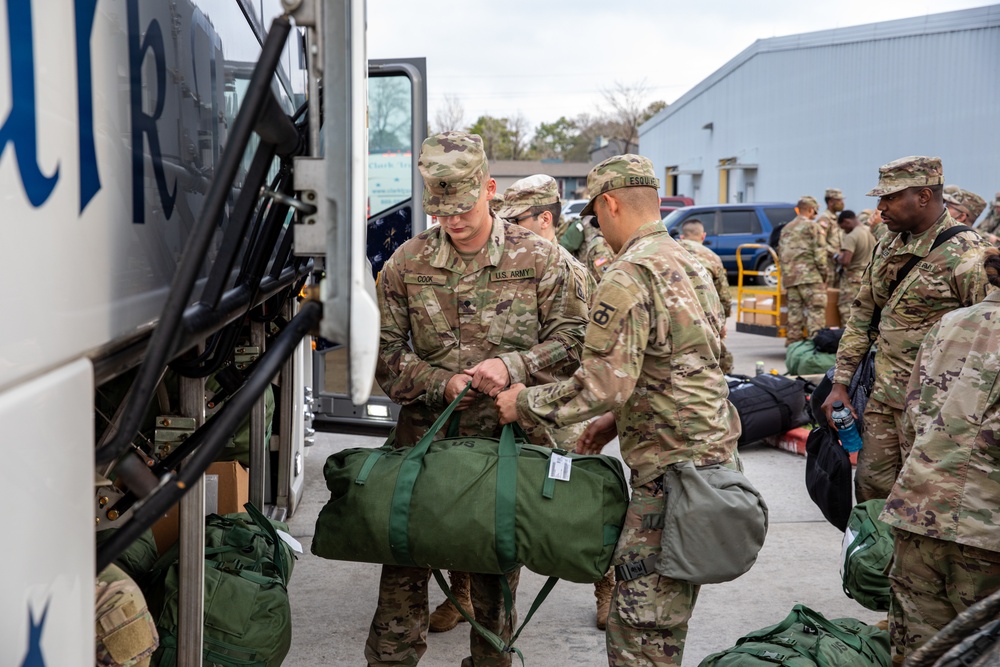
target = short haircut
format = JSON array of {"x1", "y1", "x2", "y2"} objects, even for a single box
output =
[
  {"x1": 680, "y1": 219, "x2": 705, "y2": 238},
  {"x1": 837, "y1": 210, "x2": 857, "y2": 224},
  {"x1": 527, "y1": 202, "x2": 562, "y2": 222},
  {"x1": 797, "y1": 197, "x2": 817, "y2": 211},
  {"x1": 612, "y1": 186, "x2": 659, "y2": 211},
  {"x1": 985, "y1": 249, "x2": 1000, "y2": 288}
]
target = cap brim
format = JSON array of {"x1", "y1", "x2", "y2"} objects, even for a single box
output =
[
  {"x1": 866, "y1": 185, "x2": 906, "y2": 197},
  {"x1": 580, "y1": 196, "x2": 597, "y2": 218},
  {"x1": 496, "y1": 204, "x2": 527, "y2": 220},
  {"x1": 423, "y1": 183, "x2": 481, "y2": 216}
]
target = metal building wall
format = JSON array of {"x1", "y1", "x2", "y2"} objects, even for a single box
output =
[{"x1": 640, "y1": 5, "x2": 1000, "y2": 218}]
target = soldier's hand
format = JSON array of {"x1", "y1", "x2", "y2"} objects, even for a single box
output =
[
  {"x1": 495, "y1": 383, "x2": 526, "y2": 424},
  {"x1": 820, "y1": 383, "x2": 855, "y2": 428},
  {"x1": 445, "y1": 375, "x2": 479, "y2": 411},
  {"x1": 464, "y1": 358, "x2": 511, "y2": 398},
  {"x1": 576, "y1": 412, "x2": 617, "y2": 454}
]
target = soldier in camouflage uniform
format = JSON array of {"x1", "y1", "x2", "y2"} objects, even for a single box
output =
[
  {"x1": 835, "y1": 210, "x2": 876, "y2": 326},
  {"x1": 821, "y1": 156, "x2": 994, "y2": 502},
  {"x1": 495, "y1": 154, "x2": 741, "y2": 667},
  {"x1": 580, "y1": 215, "x2": 616, "y2": 284},
  {"x1": 978, "y1": 192, "x2": 1000, "y2": 244},
  {"x1": 369, "y1": 131, "x2": 588, "y2": 667},
  {"x1": 879, "y1": 250, "x2": 1000, "y2": 662},
  {"x1": 497, "y1": 174, "x2": 618, "y2": 631},
  {"x1": 817, "y1": 188, "x2": 846, "y2": 284},
  {"x1": 489, "y1": 191, "x2": 504, "y2": 215},
  {"x1": 678, "y1": 219, "x2": 733, "y2": 373},
  {"x1": 96, "y1": 564, "x2": 159, "y2": 666},
  {"x1": 943, "y1": 185, "x2": 987, "y2": 226},
  {"x1": 778, "y1": 196, "x2": 827, "y2": 345}
]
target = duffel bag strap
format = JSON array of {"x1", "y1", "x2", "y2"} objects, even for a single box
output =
[
  {"x1": 790, "y1": 604, "x2": 864, "y2": 652},
  {"x1": 494, "y1": 423, "x2": 520, "y2": 572},
  {"x1": 242, "y1": 501, "x2": 290, "y2": 584},
  {"x1": 614, "y1": 555, "x2": 658, "y2": 582},
  {"x1": 431, "y1": 569, "x2": 558, "y2": 666}
]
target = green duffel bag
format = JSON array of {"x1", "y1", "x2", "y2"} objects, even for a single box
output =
[
  {"x1": 786, "y1": 340, "x2": 837, "y2": 376},
  {"x1": 699, "y1": 604, "x2": 891, "y2": 666},
  {"x1": 841, "y1": 499, "x2": 892, "y2": 612},
  {"x1": 311, "y1": 387, "x2": 629, "y2": 584},
  {"x1": 148, "y1": 503, "x2": 295, "y2": 667}
]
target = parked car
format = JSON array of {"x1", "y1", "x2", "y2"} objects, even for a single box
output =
[
  {"x1": 662, "y1": 203, "x2": 798, "y2": 286},
  {"x1": 561, "y1": 199, "x2": 589, "y2": 220},
  {"x1": 660, "y1": 196, "x2": 695, "y2": 218}
]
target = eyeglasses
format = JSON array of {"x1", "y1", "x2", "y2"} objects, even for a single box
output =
[{"x1": 509, "y1": 212, "x2": 539, "y2": 224}]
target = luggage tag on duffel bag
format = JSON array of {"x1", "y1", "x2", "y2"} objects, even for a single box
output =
[{"x1": 548, "y1": 452, "x2": 572, "y2": 481}]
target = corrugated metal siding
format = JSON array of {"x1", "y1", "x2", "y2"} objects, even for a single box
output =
[{"x1": 641, "y1": 8, "x2": 1000, "y2": 213}]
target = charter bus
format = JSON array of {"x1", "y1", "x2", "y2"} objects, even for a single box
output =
[{"x1": 1, "y1": 0, "x2": 425, "y2": 662}]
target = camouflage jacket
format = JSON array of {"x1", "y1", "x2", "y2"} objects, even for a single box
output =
[
  {"x1": 582, "y1": 221, "x2": 615, "y2": 284},
  {"x1": 833, "y1": 210, "x2": 993, "y2": 409},
  {"x1": 679, "y1": 238, "x2": 732, "y2": 318},
  {"x1": 377, "y1": 214, "x2": 588, "y2": 445},
  {"x1": 96, "y1": 564, "x2": 159, "y2": 666},
  {"x1": 881, "y1": 291, "x2": 1000, "y2": 551},
  {"x1": 778, "y1": 215, "x2": 827, "y2": 286},
  {"x1": 516, "y1": 221, "x2": 740, "y2": 486},
  {"x1": 817, "y1": 209, "x2": 843, "y2": 261}
]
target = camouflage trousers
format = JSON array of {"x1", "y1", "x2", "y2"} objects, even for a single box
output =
[
  {"x1": 95, "y1": 564, "x2": 158, "y2": 667},
  {"x1": 365, "y1": 564, "x2": 520, "y2": 666},
  {"x1": 785, "y1": 283, "x2": 826, "y2": 345},
  {"x1": 855, "y1": 397, "x2": 905, "y2": 502},
  {"x1": 838, "y1": 277, "x2": 863, "y2": 330},
  {"x1": 606, "y1": 479, "x2": 699, "y2": 666},
  {"x1": 889, "y1": 529, "x2": 1000, "y2": 660}
]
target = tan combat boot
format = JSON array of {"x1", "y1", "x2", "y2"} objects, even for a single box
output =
[
  {"x1": 429, "y1": 570, "x2": 474, "y2": 632},
  {"x1": 594, "y1": 569, "x2": 615, "y2": 630}
]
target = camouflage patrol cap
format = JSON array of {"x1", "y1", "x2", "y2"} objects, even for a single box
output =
[
  {"x1": 944, "y1": 186, "x2": 987, "y2": 221},
  {"x1": 866, "y1": 155, "x2": 943, "y2": 197},
  {"x1": 418, "y1": 131, "x2": 489, "y2": 216},
  {"x1": 489, "y1": 191, "x2": 505, "y2": 214},
  {"x1": 497, "y1": 174, "x2": 560, "y2": 219},
  {"x1": 824, "y1": 188, "x2": 844, "y2": 200},
  {"x1": 580, "y1": 154, "x2": 660, "y2": 217}
]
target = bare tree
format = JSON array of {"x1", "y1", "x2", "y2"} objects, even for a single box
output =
[
  {"x1": 433, "y1": 94, "x2": 466, "y2": 134},
  {"x1": 601, "y1": 80, "x2": 653, "y2": 152},
  {"x1": 508, "y1": 112, "x2": 532, "y2": 161},
  {"x1": 369, "y1": 76, "x2": 410, "y2": 151}
]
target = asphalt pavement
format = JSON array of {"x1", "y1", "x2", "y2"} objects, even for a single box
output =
[{"x1": 284, "y1": 311, "x2": 880, "y2": 666}]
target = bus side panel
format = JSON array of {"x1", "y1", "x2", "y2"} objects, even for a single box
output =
[{"x1": 0, "y1": 359, "x2": 94, "y2": 665}]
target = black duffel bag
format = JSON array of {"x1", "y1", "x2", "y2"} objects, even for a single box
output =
[{"x1": 727, "y1": 374, "x2": 809, "y2": 446}]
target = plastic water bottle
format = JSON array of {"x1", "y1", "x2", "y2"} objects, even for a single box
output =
[
  {"x1": 755, "y1": 361, "x2": 764, "y2": 376},
  {"x1": 831, "y1": 401, "x2": 863, "y2": 453}
]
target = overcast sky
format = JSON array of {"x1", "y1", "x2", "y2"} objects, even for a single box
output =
[{"x1": 367, "y1": 0, "x2": 993, "y2": 134}]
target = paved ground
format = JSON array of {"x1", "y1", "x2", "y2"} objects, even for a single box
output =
[{"x1": 285, "y1": 312, "x2": 878, "y2": 666}]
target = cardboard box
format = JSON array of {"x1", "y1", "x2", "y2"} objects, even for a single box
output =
[
  {"x1": 826, "y1": 288, "x2": 841, "y2": 328},
  {"x1": 740, "y1": 296, "x2": 756, "y2": 324},
  {"x1": 755, "y1": 297, "x2": 777, "y2": 326},
  {"x1": 151, "y1": 460, "x2": 250, "y2": 553}
]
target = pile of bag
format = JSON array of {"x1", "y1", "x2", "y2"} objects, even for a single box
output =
[
  {"x1": 726, "y1": 373, "x2": 810, "y2": 446},
  {"x1": 785, "y1": 328, "x2": 843, "y2": 376}
]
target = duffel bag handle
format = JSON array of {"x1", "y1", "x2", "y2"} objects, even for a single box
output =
[{"x1": 790, "y1": 604, "x2": 864, "y2": 652}]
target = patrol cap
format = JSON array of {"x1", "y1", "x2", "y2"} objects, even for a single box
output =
[
  {"x1": 944, "y1": 187, "x2": 987, "y2": 221},
  {"x1": 866, "y1": 156, "x2": 943, "y2": 197},
  {"x1": 580, "y1": 154, "x2": 660, "y2": 217},
  {"x1": 489, "y1": 191, "x2": 505, "y2": 214},
  {"x1": 418, "y1": 131, "x2": 489, "y2": 216},
  {"x1": 824, "y1": 188, "x2": 844, "y2": 200},
  {"x1": 497, "y1": 174, "x2": 560, "y2": 219}
]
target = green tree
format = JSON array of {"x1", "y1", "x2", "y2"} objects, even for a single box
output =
[{"x1": 467, "y1": 115, "x2": 514, "y2": 161}]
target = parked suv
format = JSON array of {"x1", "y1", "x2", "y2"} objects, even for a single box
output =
[
  {"x1": 660, "y1": 196, "x2": 695, "y2": 218},
  {"x1": 561, "y1": 199, "x2": 589, "y2": 220},
  {"x1": 662, "y1": 203, "x2": 797, "y2": 286}
]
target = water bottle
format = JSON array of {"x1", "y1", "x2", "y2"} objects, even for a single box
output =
[
  {"x1": 831, "y1": 401, "x2": 863, "y2": 453},
  {"x1": 755, "y1": 361, "x2": 764, "y2": 376}
]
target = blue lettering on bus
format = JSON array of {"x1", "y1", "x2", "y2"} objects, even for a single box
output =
[
  {"x1": 75, "y1": 0, "x2": 100, "y2": 213},
  {"x1": 127, "y1": 0, "x2": 176, "y2": 224},
  {"x1": 0, "y1": 0, "x2": 60, "y2": 208},
  {"x1": 19, "y1": 599, "x2": 49, "y2": 667}
]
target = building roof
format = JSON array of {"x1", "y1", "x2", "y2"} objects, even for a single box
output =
[
  {"x1": 639, "y1": 4, "x2": 1000, "y2": 136},
  {"x1": 489, "y1": 160, "x2": 594, "y2": 178}
]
